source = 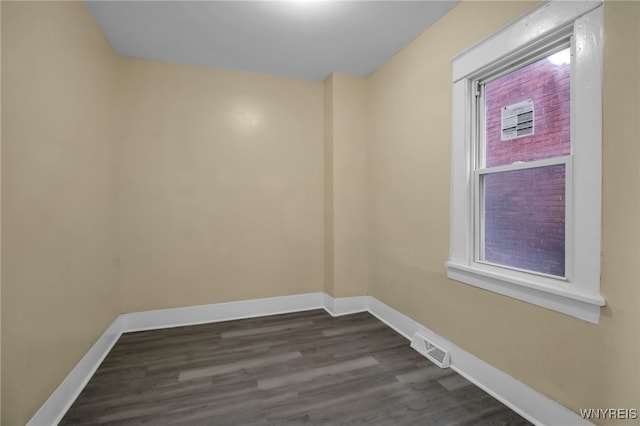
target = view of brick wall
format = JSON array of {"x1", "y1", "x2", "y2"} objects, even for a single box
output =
[{"x1": 483, "y1": 52, "x2": 570, "y2": 277}]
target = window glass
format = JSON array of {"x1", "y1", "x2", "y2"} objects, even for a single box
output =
[
  {"x1": 482, "y1": 164, "x2": 566, "y2": 277},
  {"x1": 484, "y1": 48, "x2": 571, "y2": 168}
]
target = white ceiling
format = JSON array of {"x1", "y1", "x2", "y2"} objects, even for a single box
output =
[{"x1": 85, "y1": 1, "x2": 459, "y2": 81}]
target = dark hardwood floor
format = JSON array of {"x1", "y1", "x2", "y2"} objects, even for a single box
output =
[{"x1": 61, "y1": 310, "x2": 531, "y2": 425}]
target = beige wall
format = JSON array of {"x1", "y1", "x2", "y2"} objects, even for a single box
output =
[
  {"x1": 601, "y1": 0, "x2": 640, "y2": 414},
  {"x1": 117, "y1": 58, "x2": 324, "y2": 313},
  {"x1": 0, "y1": 3, "x2": 3, "y2": 422},
  {"x1": 367, "y1": 0, "x2": 639, "y2": 419},
  {"x1": 1, "y1": 4, "x2": 3, "y2": 423},
  {"x1": 323, "y1": 73, "x2": 368, "y2": 298},
  {"x1": 1, "y1": 2, "x2": 120, "y2": 424},
  {"x1": 323, "y1": 75, "x2": 334, "y2": 296}
]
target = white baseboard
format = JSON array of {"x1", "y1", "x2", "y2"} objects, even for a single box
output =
[
  {"x1": 367, "y1": 297, "x2": 591, "y2": 426},
  {"x1": 28, "y1": 292, "x2": 326, "y2": 425},
  {"x1": 322, "y1": 294, "x2": 368, "y2": 316},
  {"x1": 122, "y1": 292, "x2": 325, "y2": 332},
  {"x1": 29, "y1": 292, "x2": 590, "y2": 426},
  {"x1": 27, "y1": 316, "x2": 124, "y2": 426}
]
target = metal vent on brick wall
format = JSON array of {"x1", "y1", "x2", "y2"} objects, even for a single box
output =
[
  {"x1": 501, "y1": 99, "x2": 534, "y2": 141},
  {"x1": 410, "y1": 333, "x2": 451, "y2": 368}
]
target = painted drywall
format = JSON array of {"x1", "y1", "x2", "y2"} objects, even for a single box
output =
[
  {"x1": 600, "y1": 0, "x2": 640, "y2": 414},
  {"x1": 323, "y1": 73, "x2": 369, "y2": 298},
  {"x1": 323, "y1": 74, "x2": 334, "y2": 297},
  {"x1": 0, "y1": 4, "x2": 3, "y2": 422},
  {"x1": 367, "y1": 0, "x2": 639, "y2": 420},
  {"x1": 1, "y1": 2, "x2": 121, "y2": 424},
  {"x1": 117, "y1": 58, "x2": 324, "y2": 313}
]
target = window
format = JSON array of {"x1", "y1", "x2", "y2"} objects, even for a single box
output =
[
  {"x1": 479, "y1": 47, "x2": 571, "y2": 279},
  {"x1": 447, "y1": 1, "x2": 605, "y2": 323}
]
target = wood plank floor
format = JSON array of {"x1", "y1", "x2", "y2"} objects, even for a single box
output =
[{"x1": 61, "y1": 310, "x2": 531, "y2": 425}]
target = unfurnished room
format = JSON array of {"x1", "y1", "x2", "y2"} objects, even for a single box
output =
[{"x1": 1, "y1": 0, "x2": 639, "y2": 425}]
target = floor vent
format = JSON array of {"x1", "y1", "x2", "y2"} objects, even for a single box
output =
[{"x1": 410, "y1": 333, "x2": 451, "y2": 368}]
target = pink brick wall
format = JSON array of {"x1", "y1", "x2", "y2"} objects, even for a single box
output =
[
  {"x1": 485, "y1": 57, "x2": 571, "y2": 167},
  {"x1": 483, "y1": 56, "x2": 570, "y2": 276}
]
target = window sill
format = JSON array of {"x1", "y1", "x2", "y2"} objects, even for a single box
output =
[{"x1": 445, "y1": 261, "x2": 605, "y2": 323}]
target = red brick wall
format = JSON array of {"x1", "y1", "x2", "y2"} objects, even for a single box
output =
[
  {"x1": 485, "y1": 56, "x2": 571, "y2": 167},
  {"x1": 483, "y1": 56, "x2": 570, "y2": 276}
]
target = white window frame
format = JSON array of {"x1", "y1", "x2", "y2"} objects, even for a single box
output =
[{"x1": 447, "y1": 1, "x2": 605, "y2": 323}]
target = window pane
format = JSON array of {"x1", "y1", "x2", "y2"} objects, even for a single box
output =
[
  {"x1": 482, "y1": 164, "x2": 565, "y2": 277},
  {"x1": 485, "y1": 48, "x2": 571, "y2": 167}
]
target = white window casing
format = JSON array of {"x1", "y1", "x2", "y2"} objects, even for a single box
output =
[{"x1": 447, "y1": 1, "x2": 605, "y2": 323}]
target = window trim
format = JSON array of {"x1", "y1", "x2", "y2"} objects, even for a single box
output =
[{"x1": 447, "y1": 1, "x2": 605, "y2": 323}]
